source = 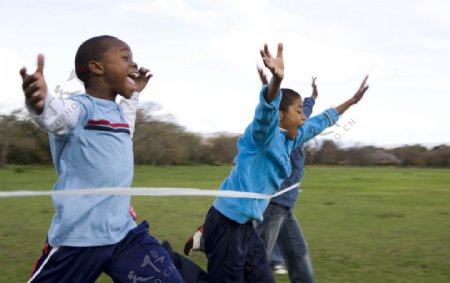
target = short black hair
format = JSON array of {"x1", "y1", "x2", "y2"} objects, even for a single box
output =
[
  {"x1": 74, "y1": 35, "x2": 122, "y2": 87},
  {"x1": 280, "y1": 88, "x2": 301, "y2": 111}
]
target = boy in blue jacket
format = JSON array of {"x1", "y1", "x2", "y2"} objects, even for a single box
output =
[
  {"x1": 256, "y1": 66, "x2": 318, "y2": 281},
  {"x1": 203, "y1": 43, "x2": 369, "y2": 283}
]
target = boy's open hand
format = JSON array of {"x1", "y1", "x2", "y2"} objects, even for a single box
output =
[
  {"x1": 134, "y1": 67, "x2": 153, "y2": 92},
  {"x1": 350, "y1": 75, "x2": 369, "y2": 104},
  {"x1": 260, "y1": 43, "x2": 284, "y2": 80},
  {"x1": 20, "y1": 54, "x2": 48, "y2": 115}
]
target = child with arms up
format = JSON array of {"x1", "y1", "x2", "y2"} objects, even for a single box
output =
[
  {"x1": 21, "y1": 35, "x2": 184, "y2": 283},
  {"x1": 202, "y1": 43, "x2": 369, "y2": 283}
]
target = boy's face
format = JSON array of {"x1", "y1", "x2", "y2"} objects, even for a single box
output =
[
  {"x1": 100, "y1": 40, "x2": 138, "y2": 99},
  {"x1": 280, "y1": 97, "x2": 306, "y2": 140}
]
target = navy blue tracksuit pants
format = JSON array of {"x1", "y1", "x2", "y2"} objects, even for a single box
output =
[
  {"x1": 203, "y1": 206, "x2": 275, "y2": 283},
  {"x1": 29, "y1": 221, "x2": 184, "y2": 283}
]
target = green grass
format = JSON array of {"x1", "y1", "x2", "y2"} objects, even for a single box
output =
[{"x1": 0, "y1": 165, "x2": 449, "y2": 283}]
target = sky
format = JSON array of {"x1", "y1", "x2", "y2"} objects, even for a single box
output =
[{"x1": 0, "y1": 0, "x2": 449, "y2": 148}]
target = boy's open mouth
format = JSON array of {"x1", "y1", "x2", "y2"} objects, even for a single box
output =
[{"x1": 126, "y1": 72, "x2": 138, "y2": 88}]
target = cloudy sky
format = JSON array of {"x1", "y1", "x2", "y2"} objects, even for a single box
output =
[{"x1": 0, "y1": 0, "x2": 449, "y2": 147}]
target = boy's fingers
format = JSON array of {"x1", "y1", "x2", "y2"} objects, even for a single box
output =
[
  {"x1": 361, "y1": 74, "x2": 369, "y2": 88},
  {"x1": 360, "y1": 82, "x2": 368, "y2": 92},
  {"x1": 264, "y1": 43, "x2": 271, "y2": 58},
  {"x1": 19, "y1": 67, "x2": 28, "y2": 80},
  {"x1": 27, "y1": 91, "x2": 44, "y2": 104},
  {"x1": 260, "y1": 49, "x2": 265, "y2": 59},
  {"x1": 138, "y1": 67, "x2": 153, "y2": 80},
  {"x1": 138, "y1": 67, "x2": 148, "y2": 74},
  {"x1": 24, "y1": 84, "x2": 41, "y2": 98},
  {"x1": 354, "y1": 85, "x2": 369, "y2": 102},
  {"x1": 22, "y1": 74, "x2": 39, "y2": 91},
  {"x1": 276, "y1": 43, "x2": 283, "y2": 58},
  {"x1": 26, "y1": 91, "x2": 46, "y2": 110},
  {"x1": 143, "y1": 72, "x2": 153, "y2": 81},
  {"x1": 139, "y1": 67, "x2": 151, "y2": 77},
  {"x1": 36, "y1": 54, "x2": 45, "y2": 74}
]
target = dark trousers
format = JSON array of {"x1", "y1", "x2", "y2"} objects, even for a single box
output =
[
  {"x1": 203, "y1": 206, "x2": 275, "y2": 283},
  {"x1": 29, "y1": 221, "x2": 184, "y2": 283}
]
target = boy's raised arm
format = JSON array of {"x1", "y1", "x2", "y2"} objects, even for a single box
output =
[
  {"x1": 260, "y1": 43, "x2": 284, "y2": 103},
  {"x1": 295, "y1": 75, "x2": 369, "y2": 146},
  {"x1": 133, "y1": 66, "x2": 153, "y2": 93},
  {"x1": 311, "y1": 76, "x2": 318, "y2": 100},
  {"x1": 303, "y1": 76, "x2": 318, "y2": 118},
  {"x1": 20, "y1": 54, "x2": 47, "y2": 115},
  {"x1": 20, "y1": 55, "x2": 80, "y2": 135},
  {"x1": 335, "y1": 75, "x2": 369, "y2": 115},
  {"x1": 119, "y1": 67, "x2": 153, "y2": 139}
]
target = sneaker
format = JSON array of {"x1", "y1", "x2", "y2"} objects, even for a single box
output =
[
  {"x1": 184, "y1": 224, "x2": 204, "y2": 256},
  {"x1": 273, "y1": 264, "x2": 288, "y2": 275}
]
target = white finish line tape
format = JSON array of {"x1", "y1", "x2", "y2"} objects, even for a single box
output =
[{"x1": 0, "y1": 182, "x2": 300, "y2": 199}]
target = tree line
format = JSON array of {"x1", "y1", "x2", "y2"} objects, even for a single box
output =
[{"x1": 1, "y1": 107, "x2": 448, "y2": 167}]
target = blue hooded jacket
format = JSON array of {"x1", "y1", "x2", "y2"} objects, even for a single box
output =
[{"x1": 213, "y1": 86, "x2": 338, "y2": 223}]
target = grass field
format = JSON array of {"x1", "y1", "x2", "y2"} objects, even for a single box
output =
[{"x1": 1, "y1": 165, "x2": 449, "y2": 283}]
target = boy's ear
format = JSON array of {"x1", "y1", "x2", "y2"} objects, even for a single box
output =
[
  {"x1": 279, "y1": 112, "x2": 284, "y2": 120},
  {"x1": 88, "y1": 61, "x2": 104, "y2": 75}
]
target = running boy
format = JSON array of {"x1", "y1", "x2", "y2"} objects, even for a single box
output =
[
  {"x1": 202, "y1": 43, "x2": 369, "y2": 283},
  {"x1": 256, "y1": 66, "x2": 318, "y2": 281},
  {"x1": 184, "y1": 76, "x2": 319, "y2": 281},
  {"x1": 255, "y1": 75, "x2": 318, "y2": 282},
  {"x1": 21, "y1": 35, "x2": 184, "y2": 283}
]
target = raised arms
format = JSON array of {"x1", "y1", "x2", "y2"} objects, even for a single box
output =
[{"x1": 335, "y1": 75, "x2": 369, "y2": 115}]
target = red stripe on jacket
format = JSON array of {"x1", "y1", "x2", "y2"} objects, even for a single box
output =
[{"x1": 87, "y1": 119, "x2": 129, "y2": 128}]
